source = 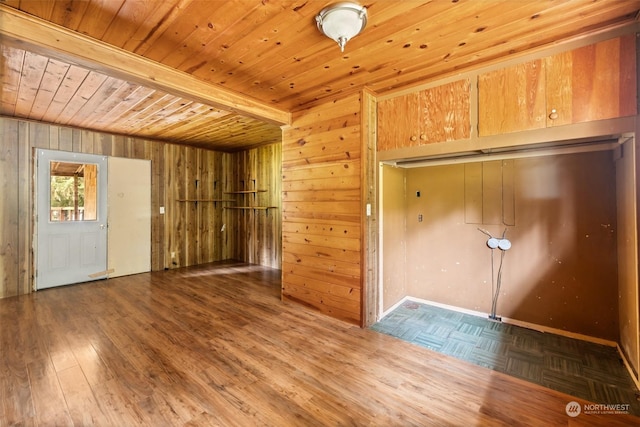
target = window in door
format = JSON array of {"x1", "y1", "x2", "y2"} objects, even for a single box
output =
[{"x1": 49, "y1": 161, "x2": 98, "y2": 222}]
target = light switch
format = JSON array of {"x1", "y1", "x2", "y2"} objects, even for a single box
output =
[{"x1": 159, "y1": 206, "x2": 165, "y2": 214}]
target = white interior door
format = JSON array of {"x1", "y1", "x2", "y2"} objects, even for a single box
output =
[
  {"x1": 36, "y1": 150, "x2": 108, "y2": 289},
  {"x1": 107, "y1": 157, "x2": 151, "y2": 277}
]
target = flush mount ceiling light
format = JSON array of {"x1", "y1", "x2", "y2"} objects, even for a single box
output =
[{"x1": 316, "y1": 2, "x2": 367, "y2": 52}]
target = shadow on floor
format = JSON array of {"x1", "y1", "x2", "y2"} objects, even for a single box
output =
[{"x1": 371, "y1": 300, "x2": 640, "y2": 416}]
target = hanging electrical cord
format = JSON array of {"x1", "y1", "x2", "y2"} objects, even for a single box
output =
[{"x1": 478, "y1": 227, "x2": 511, "y2": 321}]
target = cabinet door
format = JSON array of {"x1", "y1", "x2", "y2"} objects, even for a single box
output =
[
  {"x1": 377, "y1": 92, "x2": 420, "y2": 151},
  {"x1": 417, "y1": 79, "x2": 471, "y2": 144},
  {"x1": 377, "y1": 79, "x2": 471, "y2": 150},
  {"x1": 546, "y1": 34, "x2": 637, "y2": 127},
  {"x1": 478, "y1": 59, "x2": 546, "y2": 136}
]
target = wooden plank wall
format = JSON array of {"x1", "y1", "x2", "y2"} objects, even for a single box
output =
[
  {"x1": 282, "y1": 93, "x2": 363, "y2": 325},
  {"x1": 164, "y1": 144, "x2": 234, "y2": 268},
  {"x1": 0, "y1": 118, "x2": 28, "y2": 298},
  {"x1": 0, "y1": 117, "x2": 281, "y2": 299},
  {"x1": 229, "y1": 143, "x2": 282, "y2": 269}
]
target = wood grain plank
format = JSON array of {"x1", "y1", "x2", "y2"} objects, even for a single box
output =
[
  {"x1": 16, "y1": 0, "x2": 55, "y2": 21},
  {"x1": 282, "y1": 240, "x2": 360, "y2": 263},
  {"x1": 17, "y1": 119, "x2": 31, "y2": 295},
  {"x1": 29, "y1": 58, "x2": 69, "y2": 120},
  {"x1": 283, "y1": 231, "x2": 359, "y2": 250},
  {"x1": 618, "y1": 33, "x2": 637, "y2": 117},
  {"x1": 14, "y1": 51, "x2": 48, "y2": 117},
  {"x1": 545, "y1": 49, "x2": 574, "y2": 127},
  {"x1": 282, "y1": 160, "x2": 361, "y2": 182},
  {"x1": 75, "y1": 0, "x2": 126, "y2": 40},
  {"x1": 29, "y1": 121, "x2": 49, "y2": 149},
  {"x1": 39, "y1": 64, "x2": 90, "y2": 124},
  {"x1": 282, "y1": 219, "x2": 360, "y2": 238},
  {"x1": 282, "y1": 175, "x2": 360, "y2": 192},
  {"x1": 282, "y1": 127, "x2": 361, "y2": 167},
  {"x1": 0, "y1": 259, "x2": 618, "y2": 427},
  {"x1": 137, "y1": 0, "x2": 233, "y2": 61},
  {"x1": 91, "y1": 85, "x2": 155, "y2": 129},
  {"x1": 283, "y1": 270, "x2": 360, "y2": 301},
  {"x1": 283, "y1": 188, "x2": 361, "y2": 202},
  {"x1": 478, "y1": 59, "x2": 546, "y2": 136},
  {"x1": 57, "y1": 365, "x2": 112, "y2": 425},
  {"x1": 56, "y1": 71, "x2": 108, "y2": 125},
  {"x1": 198, "y1": 150, "x2": 213, "y2": 264},
  {"x1": 161, "y1": 1, "x2": 260, "y2": 70},
  {"x1": 283, "y1": 251, "x2": 360, "y2": 279},
  {"x1": 101, "y1": 1, "x2": 161, "y2": 49},
  {"x1": 378, "y1": 92, "x2": 419, "y2": 151},
  {"x1": 0, "y1": 118, "x2": 19, "y2": 298},
  {"x1": 26, "y1": 358, "x2": 74, "y2": 424},
  {"x1": 417, "y1": 78, "x2": 471, "y2": 144},
  {"x1": 185, "y1": 147, "x2": 198, "y2": 266},
  {"x1": 0, "y1": 45, "x2": 24, "y2": 115},
  {"x1": 49, "y1": 0, "x2": 89, "y2": 31},
  {"x1": 69, "y1": 76, "x2": 127, "y2": 128}
]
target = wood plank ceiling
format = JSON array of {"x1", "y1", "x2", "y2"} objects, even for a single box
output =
[{"x1": 1, "y1": 0, "x2": 639, "y2": 151}]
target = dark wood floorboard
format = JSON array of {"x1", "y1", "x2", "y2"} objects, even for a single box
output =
[{"x1": 1, "y1": 261, "x2": 638, "y2": 426}]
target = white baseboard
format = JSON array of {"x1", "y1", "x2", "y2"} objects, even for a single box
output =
[
  {"x1": 405, "y1": 296, "x2": 488, "y2": 319},
  {"x1": 379, "y1": 296, "x2": 411, "y2": 319}
]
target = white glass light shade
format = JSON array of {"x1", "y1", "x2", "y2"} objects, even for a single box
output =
[{"x1": 316, "y1": 2, "x2": 367, "y2": 52}]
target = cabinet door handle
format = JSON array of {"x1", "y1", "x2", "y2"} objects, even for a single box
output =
[{"x1": 548, "y1": 109, "x2": 559, "y2": 120}]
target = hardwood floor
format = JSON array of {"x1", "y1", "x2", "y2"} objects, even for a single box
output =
[{"x1": 1, "y1": 261, "x2": 638, "y2": 426}]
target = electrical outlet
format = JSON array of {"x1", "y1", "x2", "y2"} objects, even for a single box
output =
[{"x1": 171, "y1": 252, "x2": 176, "y2": 258}]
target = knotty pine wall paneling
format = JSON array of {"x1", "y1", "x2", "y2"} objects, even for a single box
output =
[
  {"x1": 0, "y1": 119, "x2": 28, "y2": 297},
  {"x1": 228, "y1": 142, "x2": 282, "y2": 269},
  {"x1": 165, "y1": 143, "x2": 234, "y2": 269},
  {"x1": 199, "y1": 149, "x2": 227, "y2": 264},
  {"x1": 282, "y1": 93, "x2": 363, "y2": 325},
  {"x1": 0, "y1": 117, "x2": 238, "y2": 299}
]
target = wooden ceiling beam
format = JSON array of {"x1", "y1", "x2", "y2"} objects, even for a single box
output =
[{"x1": 0, "y1": 5, "x2": 290, "y2": 126}]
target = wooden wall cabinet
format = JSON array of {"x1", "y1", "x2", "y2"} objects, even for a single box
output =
[
  {"x1": 378, "y1": 79, "x2": 471, "y2": 151},
  {"x1": 479, "y1": 34, "x2": 637, "y2": 136}
]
